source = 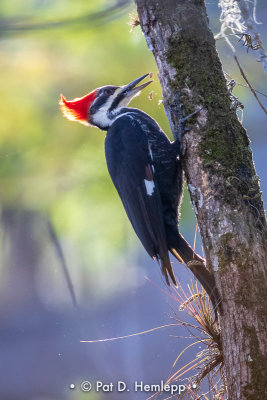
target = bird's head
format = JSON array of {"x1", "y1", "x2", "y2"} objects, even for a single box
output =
[{"x1": 59, "y1": 73, "x2": 153, "y2": 130}]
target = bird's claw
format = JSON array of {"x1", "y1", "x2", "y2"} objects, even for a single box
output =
[
  {"x1": 179, "y1": 106, "x2": 204, "y2": 126},
  {"x1": 176, "y1": 106, "x2": 203, "y2": 144}
]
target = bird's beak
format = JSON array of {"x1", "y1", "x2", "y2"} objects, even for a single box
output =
[{"x1": 120, "y1": 74, "x2": 153, "y2": 99}]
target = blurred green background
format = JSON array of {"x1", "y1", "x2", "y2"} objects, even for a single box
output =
[
  {"x1": 0, "y1": 0, "x2": 177, "y2": 286},
  {"x1": 0, "y1": 1, "x2": 266, "y2": 399}
]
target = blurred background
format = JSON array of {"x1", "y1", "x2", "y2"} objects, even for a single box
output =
[{"x1": 0, "y1": 0, "x2": 266, "y2": 399}]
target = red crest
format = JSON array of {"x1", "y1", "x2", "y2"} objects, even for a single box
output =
[{"x1": 59, "y1": 90, "x2": 97, "y2": 125}]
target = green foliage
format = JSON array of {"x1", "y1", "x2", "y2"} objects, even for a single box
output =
[{"x1": 0, "y1": 0, "x2": 186, "y2": 270}]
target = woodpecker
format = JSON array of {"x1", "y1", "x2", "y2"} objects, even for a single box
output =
[{"x1": 59, "y1": 74, "x2": 220, "y2": 311}]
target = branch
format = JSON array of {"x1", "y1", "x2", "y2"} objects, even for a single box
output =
[
  {"x1": 47, "y1": 219, "x2": 79, "y2": 310},
  {"x1": 234, "y1": 56, "x2": 267, "y2": 115},
  {"x1": 0, "y1": 0, "x2": 131, "y2": 35}
]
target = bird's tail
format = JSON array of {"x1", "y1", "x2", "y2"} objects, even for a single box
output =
[
  {"x1": 169, "y1": 233, "x2": 222, "y2": 314},
  {"x1": 160, "y1": 255, "x2": 177, "y2": 287}
]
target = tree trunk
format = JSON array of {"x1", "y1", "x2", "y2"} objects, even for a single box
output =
[{"x1": 135, "y1": 1, "x2": 267, "y2": 399}]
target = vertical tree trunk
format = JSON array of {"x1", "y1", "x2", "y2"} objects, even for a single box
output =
[{"x1": 135, "y1": 1, "x2": 267, "y2": 399}]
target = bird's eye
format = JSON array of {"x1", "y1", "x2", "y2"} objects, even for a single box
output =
[{"x1": 104, "y1": 88, "x2": 113, "y2": 96}]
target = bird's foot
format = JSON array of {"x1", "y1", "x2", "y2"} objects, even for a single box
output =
[
  {"x1": 176, "y1": 106, "x2": 203, "y2": 145},
  {"x1": 179, "y1": 106, "x2": 203, "y2": 126}
]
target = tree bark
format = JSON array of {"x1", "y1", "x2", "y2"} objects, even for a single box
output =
[{"x1": 135, "y1": 1, "x2": 267, "y2": 399}]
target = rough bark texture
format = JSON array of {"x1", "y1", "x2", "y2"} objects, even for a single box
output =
[{"x1": 135, "y1": 1, "x2": 267, "y2": 399}]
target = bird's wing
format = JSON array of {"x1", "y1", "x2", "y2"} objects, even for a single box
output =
[{"x1": 105, "y1": 114, "x2": 176, "y2": 285}]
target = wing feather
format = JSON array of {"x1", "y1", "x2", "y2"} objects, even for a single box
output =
[{"x1": 105, "y1": 114, "x2": 176, "y2": 285}]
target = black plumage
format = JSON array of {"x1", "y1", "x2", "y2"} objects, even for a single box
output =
[
  {"x1": 105, "y1": 111, "x2": 177, "y2": 285},
  {"x1": 105, "y1": 108, "x2": 220, "y2": 312},
  {"x1": 60, "y1": 74, "x2": 221, "y2": 313}
]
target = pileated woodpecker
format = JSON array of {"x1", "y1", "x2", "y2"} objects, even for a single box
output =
[{"x1": 59, "y1": 74, "x2": 220, "y2": 311}]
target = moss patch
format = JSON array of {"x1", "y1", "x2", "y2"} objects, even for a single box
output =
[
  {"x1": 166, "y1": 33, "x2": 250, "y2": 181},
  {"x1": 166, "y1": 31, "x2": 265, "y2": 229},
  {"x1": 166, "y1": 34, "x2": 229, "y2": 111}
]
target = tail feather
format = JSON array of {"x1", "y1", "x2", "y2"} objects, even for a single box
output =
[
  {"x1": 170, "y1": 233, "x2": 204, "y2": 264},
  {"x1": 187, "y1": 260, "x2": 222, "y2": 314},
  {"x1": 161, "y1": 256, "x2": 177, "y2": 287}
]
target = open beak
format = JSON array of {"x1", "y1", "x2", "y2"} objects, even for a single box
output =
[{"x1": 120, "y1": 73, "x2": 153, "y2": 98}]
